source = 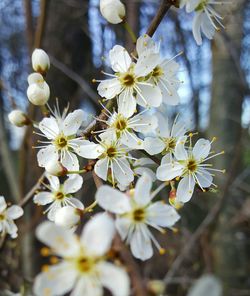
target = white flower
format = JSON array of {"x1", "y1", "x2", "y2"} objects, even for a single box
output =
[
  {"x1": 97, "y1": 44, "x2": 162, "y2": 117},
  {"x1": 44, "y1": 160, "x2": 67, "y2": 176},
  {"x1": 96, "y1": 106, "x2": 158, "y2": 149},
  {"x1": 28, "y1": 73, "x2": 45, "y2": 85},
  {"x1": 33, "y1": 213, "x2": 130, "y2": 296},
  {"x1": 144, "y1": 113, "x2": 188, "y2": 157},
  {"x1": 32, "y1": 49, "x2": 50, "y2": 73},
  {"x1": 27, "y1": 80, "x2": 50, "y2": 106},
  {"x1": 157, "y1": 137, "x2": 224, "y2": 203},
  {"x1": 8, "y1": 110, "x2": 30, "y2": 127},
  {"x1": 0, "y1": 196, "x2": 23, "y2": 238},
  {"x1": 183, "y1": 0, "x2": 226, "y2": 45},
  {"x1": 100, "y1": 0, "x2": 126, "y2": 24},
  {"x1": 76, "y1": 133, "x2": 134, "y2": 186},
  {"x1": 36, "y1": 108, "x2": 86, "y2": 171},
  {"x1": 136, "y1": 35, "x2": 181, "y2": 105},
  {"x1": 54, "y1": 206, "x2": 81, "y2": 229},
  {"x1": 96, "y1": 174, "x2": 180, "y2": 260},
  {"x1": 33, "y1": 174, "x2": 84, "y2": 221}
]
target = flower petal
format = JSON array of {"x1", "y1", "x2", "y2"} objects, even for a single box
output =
[
  {"x1": 0, "y1": 196, "x2": 7, "y2": 213},
  {"x1": 144, "y1": 137, "x2": 165, "y2": 155},
  {"x1": 33, "y1": 262, "x2": 77, "y2": 296},
  {"x1": 37, "y1": 145, "x2": 58, "y2": 168},
  {"x1": 156, "y1": 162, "x2": 183, "y2": 181},
  {"x1": 47, "y1": 174, "x2": 60, "y2": 191},
  {"x1": 33, "y1": 192, "x2": 54, "y2": 205},
  {"x1": 36, "y1": 221, "x2": 80, "y2": 257},
  {"x1": 136, "y1": 84, "x2": 162, "y2": 108},
  {"x1": 174, "y1": 136, "x2": 188, "y2": 160},
  {"x1": 176, "y1": 175, "x2": 195, "y2": 203},
  {"x1": 192, "y1": 12, "x2": 203, "y2": 46},
  {"x1": 94, "y1": 158, "x2": 109, "y2": 181},
  {"x1": 147, "y1": 202, "x2": 180, "y2": 227},
  {"x1": 71, "y1": 277, "x2": 102, "y2": 296},
  {"x1": 115, "y1": 217, "x2": 131, "y2": 240},
  {"x1": 63, "y1": 175, "x2": 83, "y2": 194},
  {"x1": 130, "y1": 224, "x2": 153, "y2": 261},
  {"x1": 62, "y1": 110, "x2": 84, "y2": 136},
  {"x1": 118, "y1": 91, "x2": 137, "y2": 118},
  {"x1": 97, "y1": 78, "x2": 122, "y2": 100},
  {"x1": 109, "y1": 45, "x2": 131, "y2": 72},
  {"x1": 96, "y1": 185, "x2": 131, "y2": 214},
  {"x1": 39, "y1": 117, "x2": 59, "y2": 139},
  {"x1": 61, "y1": 151, "x2": 79, "y2": 171},
  {"x1": 131, "y1": 114, "x2": 158, "y2": 134},
  {"x1": 76, "y1": 140, "x2": 103, "y2": 159},
  {"x1": 98, "y1": 262, "x2": 130, "y2": 296},
  {"x1": 68, "y1": 198, "x2": 84, "y2": 210},
  {"x1": 134, "y1": 173, "x2": 153, "y2": 206},
  {"x1": 196, "y1": 169, "x2": 213, "y2": 188},
  {"x1": 193, "y1": 138, "x2": 211, "y2": 160},
  {"x1": 112, "y1": 158, "x2": 134, "y2": 186},
  {"x1": 81, "y1": 213, "x2": 115, "y2": 256}
]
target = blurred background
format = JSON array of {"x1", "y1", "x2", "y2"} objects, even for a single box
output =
[{"x1": 0, "y1": 0, "x2": 250, "y2": 295}]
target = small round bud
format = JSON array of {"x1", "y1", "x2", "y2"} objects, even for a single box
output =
[
  {"x1": 8, "y1": 110, "x2": 30, "y2": 127},
  {"x1": 45, "y1": 160, "x2": 68, "y2": 176},
  {"x1": 27, "y1": 81, "x2": 50, "y2": 106},
  {"x1": 100, "y1": 0, "x2": 126, "y2": 24},
  {"x1": 28, "y1": 72, "x2": 44, "y2": 85},
  {"x1": 32, "y1": 49, "x2": 50, "y2": 74},
  {"x1": 147, "y1": 280, "x2": 165, "y2": 295},
  {"x1": 54, "y1": 206, "x2": 82, "y2": 229}
]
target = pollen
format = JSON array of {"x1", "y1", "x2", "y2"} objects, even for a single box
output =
[
  {"x1": 40, "y1": 247, "x2": 50, "y2": 256},
  {"x1": 159, "y1": 248, "x2": 166, "y2": 255}
]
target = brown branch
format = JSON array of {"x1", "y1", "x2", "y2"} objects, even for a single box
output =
[
  {"x1": 23, "y1": 0, "x2": 34, "y2": 54},
  {"x1": 34, "y1": 0, "x2": 49, "y2": 48}
]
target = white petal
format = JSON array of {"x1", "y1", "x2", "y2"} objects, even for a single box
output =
[
  {"x1": 5, "y1": 220, "x2": 18, "y2": 238},
  {"x1": 62, "y1": 110, "x2": 84, "y2": 136},
  {"x1": 33, "y1": 192, "x2": 54, "y2": 205},
  {"x1": 193, "y1": 138, "x2": 211, "y2": 160},
  {"x1": 155, "y1": 112, "x2": 170, "y2": 138},
  {"x1": 156, "y1": 162, "x2": 183, "y2": 181},
  {"x1": 71, "y1": 277, "x2": 102, "y2": 296},
  {"x1": 131, "y1": 114, "x2": 158, "y2": 134},
  {"x1": 134, "y1": 52, "x2": 160, "y2": 77},
  {"x1": 76, "y1": 140, "x2": 103, "y2": 159},
  {"x1": 136, "y1": 34, "x2": 157, "y2": 56},
  {"x1": 0, "y1": 196, "x2": 7, "y2": 212},
  {"x1": 37, "y1": 145, "x2": 58, "y2": 168},
  {"x1": 118, "y1": 91, "x2": 137, "y2": 118},
  {"x1": 47, "y1": 202, "x2": 62, "y2": 221},
  {"x1": 133, "y1": 157, "x2": 155, "y2": 167},
  {"x1": 36, "y1": 221, "x2": 80, "y2": 257},
  {"x1": 69, "y1": 198, "x2": 84, "y2": 210},
  {"x1": 109, "y1": 45, "x2": 131, "y2": 72},
  {"x1": 134, "y1": 173, "x2": 153, "y2": 206},
  {"x1": 130, "y1": 224, "x2": 153, "y2": 261},
  {"x1": 120, "y1": 132, "x2": 143, "y2": 149},
  {"x1": 174, "y1": 136, "x2": 188, "y2": 160},
  {"x1": 115, "y1": 217, "x2": 131, "y2": 240},
  {"x1": 144, "y1": 137, "x2": 165, "y2": 155},
  {"x1": 63, "y1": 175, "x2": 83, "y2": 194},
  {"x1": 94, "y1": 158, "x2": 109, "y2": 181},
  {"x1": 61, "y1": 151, "x2": 79, "y2": 171},
  {"x1": 112, "y1": 158, "x2": 134, "y2": 186},
  {"x1": 96, "y1": 185, "x2": 131, "y2": 214},
  {"x1": 136, "y1": 84, "x2": 162, "y2": 108},
  {"x1": 97, "y1": 78, "x2": 122, "y2": 100},
  {"x1": 196, "y1": 169, "x2": 213, "y2": 188},
  {"x1": 176, "y1": 175, "x2": 195, "y2": 203},
  {"x1": 134, "y1": 167, "x2": 156, "y2": 181},
  {"x1": 47, "y1": 174, "x2": 60, "y2": 191},
  {"x1": 192, "y1": 13, "x2": 203, "y2": 46},
  {"x1": 161, "y1": 83, "x2": 180, "y2": 106},
  {"x1": 98, "y1": 262, "x2": 130, "y2": 296},
  {"x1": 39, "y1": 117, "x2": 59, "y2": 139},
  {"x1": 201, "y1": 12, "x2": 215, "y2": 40},
  {"x1": 81, "y1": 213, "x2": 115, "y2": 256},
  {"x1": 33, "y1": 262, "x2": 77, "y2": 296},
  {"x1": 147, "y1": 202, "x2": 180, "y2": 227}
]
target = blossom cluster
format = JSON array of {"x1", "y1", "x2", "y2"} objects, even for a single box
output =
[{"x1": 4, "y1": 1, "x2": 228, "y2": 295}]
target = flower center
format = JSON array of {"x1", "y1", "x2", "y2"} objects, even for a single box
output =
[
  {"x1": 114, "y1": 117, "x2": 127, "y2": 131},
  {"x1": 0, "y1": 213, "x2": 5, "y2": 221},
  {"x1": 77, "y1": 256, "x2": 94, "y2": 273},
  {"x1": 152, "y1": 65, "x2": 164, "y2": 79},
  {"x1": 133, "y1": 208, "x2": 145, "y2": 222},
  {"x1": 120, "y1": 73, "x2": 135, "y2": 87},
  {"x1": 106, "y1": 146, "x2": 117, "y2": 158},
  {"x1": 54, "y1": 191, "x2": 65, "y2": 200},
  {"x1": 54, "y1": 135, "x2": 68, "y2": 149},
  {"x1": 187, "y1": 159, "x2": 197, "y2": 173},
  {"x1": 164, "y1": 137, "x2": 176, "y2": 153}
]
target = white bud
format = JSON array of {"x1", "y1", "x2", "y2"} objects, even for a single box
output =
[
  {"x1": 31, "y1": 49, "x2": 50, "y2": 73},
  {"x1": 45, "y1": 160, "x2": 67, "y2": 176},
  {"x1": 100, "y1": 0, "x2": 125, "y2": 24},
  {"x1": 27, "y1": 81, "x2": 50, "y2": 106},
  {"x1": 8, "y1": 110, "x2": 30, "y2": 127},
  {"x1": 54, "y1": 206, "x2": 82, "y2": 229},
  {"x1": 27, "y1": 73, "x2": 44, "y2": 85}
]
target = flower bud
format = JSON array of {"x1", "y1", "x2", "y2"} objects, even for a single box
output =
[
  {"x1": 45, "y1": 160, "x2": 68, "y2": 176},
  {"x1": 28, "y1": 72, "x2": 44, "y2": 85},
  {"x1": 27, "y1": 81, "x2": 50, "y2": 106},
  {"x1": 31, "y1": 49, "x2": 50, "y2": 74},
  {"x1": 8, "y1": 110, "x2": 30, "y2": 127},
  {"x1": 147, "y1": 280, "x2": 165, "y2": 295},
  {"x1": 54, "y1": 206, "x2": 82, "y2": 229},
  {"x1": 169, "y1": 189, "x2": 183, "y2": 210},
  {"x1": 100, "y1": 0, "x2": 126, "y2": 24}
]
